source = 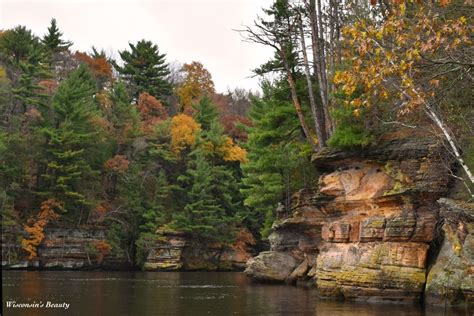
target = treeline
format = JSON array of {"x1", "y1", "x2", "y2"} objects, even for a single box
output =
[
  {"x1": 1, "y1": 0, "x2": 473, "y2": 266},
  {"x1": 0, "y1": 19, "x2": 257, "y2": 263}
]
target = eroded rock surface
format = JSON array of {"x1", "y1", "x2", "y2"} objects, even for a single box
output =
[
  {"x1": 425, "y1": 198, "x2": 474, "y2": 305},
  {"x1": 2, "y1": 228, "x2": 131, "y2": 269},
  {"x1": 245, "y1": 134, "x2": 461, "y2": 303},
  {"x1": 143, "y1": 227, "x2": 256, "y2": 271}
]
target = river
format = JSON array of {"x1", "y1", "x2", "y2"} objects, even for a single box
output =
[{"x1": 1, "y1": 271, "x2": 469, "y2": 315}]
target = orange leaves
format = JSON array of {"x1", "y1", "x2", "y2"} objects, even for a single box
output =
[
  {"x1": 137, "y1": 92, "x2": 168, "y2": 132},
  {"x1": 75, "y1": 52, "x2": 112, "y2": 81},
  {"x1": 90, "y1": 240, "x2": 112, "y2": 263},
  {"x1": 170, "y1": 114, "x2": 201, "y2": 154},
  {"x1": 21, "y1": 199, "x2": 62, "y2": 260},
  {"x1": 104, "y1": 155, "x2": 130, "y2": 173}
]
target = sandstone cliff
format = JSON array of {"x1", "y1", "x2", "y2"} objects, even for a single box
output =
[
  {"x1": 2, "y1": 228, "x2": 131, "y2": 269},
  {"x1": 246, "y1": 134, "x2": 473, "y2": 305},
  {"x1": 2, "y1": 226, "x2": 256, "y2": 271},
  {"x1": 142, "y1": 227, "x2": 256, "y2": 271}
]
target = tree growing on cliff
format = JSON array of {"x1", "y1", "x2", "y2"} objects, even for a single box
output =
[
  {"x1": 241, "y1": 80, "x2": 318, "y2": 237},
  {"x1": 38, "y1": 64, "x2": 102, "y2": 217},
  {"x1": 114, "y1": 40, "x2": 172, "y2": 102},
  {"x1": 334, "y1": 1, "x2": 473, "y2": 197},
  {"x1": 41, "y1": 18, "x2": 72, "y2": 54},
  {"x1": 172, "y1": 150, "x2": 238, "y2": 243}
]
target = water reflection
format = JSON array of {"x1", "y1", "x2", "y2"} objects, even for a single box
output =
[{"x1": 1, "y1": 271, "x2": 470, "y2": 316}]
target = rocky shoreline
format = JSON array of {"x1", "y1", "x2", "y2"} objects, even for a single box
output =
[
  {"x1": 2, "y1": 134, "x2": 472, "y2": 307},
  {"x1": 1, "y1": 227, "x2": 256, "y2": 272},
  {"x1": 245, "y1": 134, "x2": 473, "y2": 306}
]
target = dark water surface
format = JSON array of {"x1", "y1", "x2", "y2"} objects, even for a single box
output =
[{"x1": 1, "y1": 271, "x2": 470, "y2": 316}]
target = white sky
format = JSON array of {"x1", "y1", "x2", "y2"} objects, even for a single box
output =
[{"x1": 0, "y1": 0, "x2": 274, "y2": 93}]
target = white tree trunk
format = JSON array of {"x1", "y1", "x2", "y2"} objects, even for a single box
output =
[{"x1": 425, "y1": 104, "x2": 474, "y2": 191}]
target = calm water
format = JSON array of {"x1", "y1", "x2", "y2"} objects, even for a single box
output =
[{"x1": 1, "y1": 271, "x2": 470, "y2": 316}]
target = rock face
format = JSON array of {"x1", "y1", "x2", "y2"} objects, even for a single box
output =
[
  {"x1": 425, "y1": 198, "x2": 474, "y2": 305},
  {"x1": 245, "y1": 134, "x2": 461, "y2": 303},
  {"x1": 2, "y1": 228, "x2": 131, "y2": 270},
  {"x1": 143, "y1": 228, "x2": 256, "y2": 271}
]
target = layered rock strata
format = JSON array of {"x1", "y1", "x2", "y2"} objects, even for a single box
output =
[
  {"x1": 143, "y1": 228, "x2": 256, "y2": 271},
  {"x1": 425, "y1": 198, "x2": 474, "y2": 305},
  {"x1": 2, "y1": 228, "x2": 131, "y2": 269},
  {"x1": 246, "y1": 135, "x2": 460, "y2": 303},
  {"x1": 2, "y1": 228, "x2": 132, "y2": 270}
]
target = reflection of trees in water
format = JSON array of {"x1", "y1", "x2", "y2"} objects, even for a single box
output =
[{"x1": 4, "y1": 271, "x2": 466, "y2": 315}]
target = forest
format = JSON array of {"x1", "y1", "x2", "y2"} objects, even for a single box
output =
[{"x1": 1, "y1": 0, "x2": 472, "y2": 267}]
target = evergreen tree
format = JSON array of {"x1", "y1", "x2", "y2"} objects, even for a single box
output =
[
  {"x1": 41, "y1": 18, "x2": 72, "y2": 53},
  {"x1": 241, "y1": 80, "x2": 317, "y2": 237},
  {"x1": 114, "y1": 40, "x2": 171, "y2": 102},
  {"x1": 172, "y1": 150, "x2": 237, "y2": 243},
  {"x1": 193, "y1": 94, "x2": 219, "y2": 131},
  {"x1": 11, "y1": 41, "x2": 51, "y2": 112},
  {"x1": 0, "y1": 26, "x2": 37, "y2": 66},
  {"x1": 38, "y1": 64, "x2": 100, "y2": 216},
  {"x1": 109, "y1": 82, "x2": 140, "y2": 145}
]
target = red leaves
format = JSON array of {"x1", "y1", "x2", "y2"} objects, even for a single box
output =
[{"x1": 220, "y1": 114, "x2": 251, "y2": 141}]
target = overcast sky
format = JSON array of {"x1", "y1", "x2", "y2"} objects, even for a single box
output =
[{"x1": 0, "y1": 0, "x2": 274, "y2": 93}]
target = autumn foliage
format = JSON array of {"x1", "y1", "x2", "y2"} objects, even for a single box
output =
[
  {"x1": 21, "y1": 199, "x2": 62, "y2": 259},
  {"x1": 176, "y1": 61, "x2": 215, "y2": 111},
  {"x1": 170, "y1": 114, "x2": 201, "y2": 154},
  {"x1": 334, "y1": 2, "x2": 471, "y2": 115},
  {"x1": 75, "y1": 51, "x2": 112, "y2": 82},
  {"x1": 91, "y1": 240, "x2": 112, "y2": 263},
  {"x1": 104, "y1": 155, "x2": 130, "y2": 173},
  {"x1": 217, "y1": 136, "x2": 247, "y2": 163},
  {"x1": 137, "y1": 92, "x2": 168, "y2": 131}
]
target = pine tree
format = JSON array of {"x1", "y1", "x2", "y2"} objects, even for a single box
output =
[
  {"x1": 41, "y1": 18, "x2": 72, "y2": 53},
  {"x1": 193, "y1": 94, "x2": 219, "y2": 131},
  {"x1": 109, "y1": 82, "x2": 140, "y2": 144},
  {"x1": 114, "y1": 40, "x2": 171, "y2": 102},
  {"x1": 172, "y1": 150, "x2": 237, "y2": 243},
  {"x1": 11, "y1": 41, "x2": 51, "y2": 112},
  {"x1": 241, "y1": 80, "x2": 317, "y2": 237},
  {"x1": 0, "y1": 26, "x2": 37, "y2": 66},
  {"x1": 135, "y1": 170, "x2": 172, "y2": 267},
  {"x1": 39, "y1": 64, "x2": 100, "y2": 216}
]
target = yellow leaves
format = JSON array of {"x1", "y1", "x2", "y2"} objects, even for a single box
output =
[
  {"x1": 217, "y1": 137, "x2": 247, "y2": 163},
  {"x1": 405, "y1": 49, "x2": 419, "y2": 61},
  {"x1": 333, "y1": 71, "x2": 357, "y2": 96},
  {"x1": 176, "y1": 61, "x2": 215, "y2": 111},
  {"x1": 399, "y1": 3, "x2": 406, "y2": 15},
  {"x1": 170, "y1": 114, "x2": 201, "y2": 154}
]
